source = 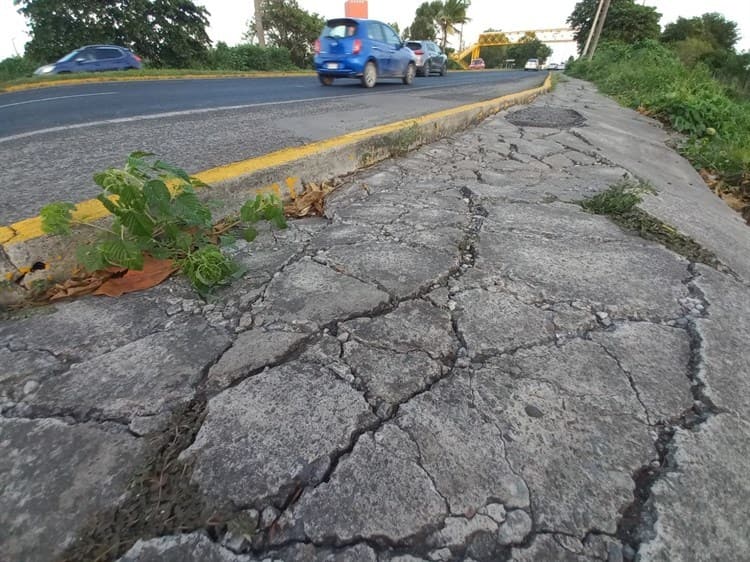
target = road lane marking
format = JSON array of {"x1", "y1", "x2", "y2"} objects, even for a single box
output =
[
  {"x1": 0, "y1": 76, "x2": 536, "y2": 143},
  {"x1": 0, "y1": 91, "x2": 117, "y2": 110}
]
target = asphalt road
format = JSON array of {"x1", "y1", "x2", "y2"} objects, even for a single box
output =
[{"x1": 0, "y1": 70, "x2": 546, "y2": 224}]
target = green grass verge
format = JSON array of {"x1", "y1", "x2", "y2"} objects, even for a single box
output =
[{"x1": 567, "y1": 41, "x2": 750, "y2": 190}]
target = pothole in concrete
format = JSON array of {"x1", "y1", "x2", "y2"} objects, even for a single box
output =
[{"x1": 506, "y1": 106, "x2": 586, "y2": 128}]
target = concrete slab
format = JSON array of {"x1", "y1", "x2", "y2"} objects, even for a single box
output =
[{"x1": 0, "y1": 418, "x2": 143, "y2": 561}]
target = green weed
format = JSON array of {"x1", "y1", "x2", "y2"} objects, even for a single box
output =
[
  {"x1": 581, "y1": 181, "x2": 720, "y2": 267},
  {"x1": 580, "y1": 180, "x2": 654, "y2": 215},
  {"x1": 40, "y1": 152, "x2": 287, "y2": 297}
]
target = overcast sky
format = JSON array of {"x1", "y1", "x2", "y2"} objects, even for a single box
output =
[{"x1": 1, "y1": 0, "x2": 748, "y2": 62}]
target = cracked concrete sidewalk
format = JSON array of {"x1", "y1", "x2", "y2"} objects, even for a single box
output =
[{"x1": 2, "y1": 77, "x2": 749, "y2": 562}]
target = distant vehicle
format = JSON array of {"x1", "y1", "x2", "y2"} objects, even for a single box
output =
[
  {"x1": 33, "y1": 45, "x2": 142, "y2": 75},
  {"x1": 547, "y1": 62, "x2": 559, "y2": 70},
  {"x1": 314, "y1": 18, "x2": 417, "y2": 88},
  {"x1": 405, "y1": 40, "x2": 448, "y2": 76},
  {"x1": 524, "y1": 58, "x2": 540, "y2": 71},
  {"x1": 469, "y1": 58, "x2": 486, "y2": 70}
]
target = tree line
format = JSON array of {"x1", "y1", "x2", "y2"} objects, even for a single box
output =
[
  {"x1": 3, "y1": 0, "x2": 747, "y2": 90},
  {"x1": 568, "y1": 0, "x2": 748, "y2": 93}
]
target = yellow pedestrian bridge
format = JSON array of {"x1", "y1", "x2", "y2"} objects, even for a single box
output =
[{"x1": 453, "y1": 28, "x2": 575, "y2": 68}]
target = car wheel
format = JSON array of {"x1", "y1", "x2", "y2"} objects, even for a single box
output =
[
  {"x1": 361, "y1": 61, "x2": 377, "y2": 88},
  {"x1": 421, "y1": 63, "x2": 430, "y2": 77},
  {"x1": 440, "y1": 63, "x2": 447, "y2": 76},
  {"x1": 318, "y1": 74, "x2": 334, "y2": 86},
  {"x1": 402, "y1": 62, "x2": 416, "y2": 85}
]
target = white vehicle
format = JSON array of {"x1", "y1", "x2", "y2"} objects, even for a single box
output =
[{"x1": 524, "y1": 58, "x2": 540, "y2": 71}]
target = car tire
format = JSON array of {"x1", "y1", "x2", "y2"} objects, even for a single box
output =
[
  {"x1": 421, "y1": 63, "x2": 430, "y2": 77},
  {"x1": 361, "y1": 61, "x2": 377, "y2": 88},
  {"x1": 440, "y1": 63, "x2": 447, "y2": 76},
  {"x1": 318, "y1": 74, "x2": 334, "y2": 86},
  {"x1": 402, "y1": 62, "x2": 416, "y2": 85}
]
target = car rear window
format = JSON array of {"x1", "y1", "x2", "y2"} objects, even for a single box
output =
[
  {"x1": 406, "y1": 42, "x2": 423, "y2": 50},
  {"x1": 323, "y1": 19, "x2": 359, "y2": 39}
]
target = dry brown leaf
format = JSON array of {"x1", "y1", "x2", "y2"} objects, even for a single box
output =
[
  {"x1": 94, "y1": 256, "x2": 177, "y2": 297},
  {"x1": 47, "y1": 271, "x2": 114, "y2": 301},
  {"x1": 284, "y1": 181, "x2": 340, "y2": 218}
]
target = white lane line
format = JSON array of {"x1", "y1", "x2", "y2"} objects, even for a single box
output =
[
  {"x1": 0, "y1": 91, "x2": 118, "y2": 110},
  {"x1": 0, "y1": 77, "x2": 532, "y2": 144}
]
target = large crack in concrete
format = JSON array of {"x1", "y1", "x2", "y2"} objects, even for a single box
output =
[{"x1": 614, "y1": 262, "x2": 727, "y2": 561}]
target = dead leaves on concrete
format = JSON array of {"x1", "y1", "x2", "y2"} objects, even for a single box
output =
[
  {"x1": 284, "y1": 179, "x2": 341, "y2": 218},
  {"x1": 38, "y1": 181, "x2": 341, "y2": 304},
  {"x1": 46, "y1": 257, "x2": 177, "y2": 301},
  {"x1": 700, "y1": 168, "x2": 750, "y2": 225}
]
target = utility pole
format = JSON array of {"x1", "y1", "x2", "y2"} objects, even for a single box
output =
[
  {"x1": 587, "y1": 0, "x2": 611, "y2": 60},
  {"x1": 581, "y1": 0, "x2": 604, "y2": 58},
  {"x1": 254, "y1": 0, "x2": 265, "y2": 47}
]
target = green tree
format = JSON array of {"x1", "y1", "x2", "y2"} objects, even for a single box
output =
[
  {"x1": 248, "y1": 0, "x2": 324, "y2": 68},
  {"x1": 507, "y1": 33, "x2": 552, "y2": 68},
  {"x1": 436, "y1": 0, "x2": 471, "y2": 51},
  {"x1": 567, "y1": 0, "x2": 661, "y2": 54},
  {"x1": 405, "y1": 1, "x2": 441, "y2": 41},
  {"x1": 14, "y1": 0, "x2": 211, "y2": 67},
  {"x1": 662, "y1": 13, "x2": 740, "y2": 52}
]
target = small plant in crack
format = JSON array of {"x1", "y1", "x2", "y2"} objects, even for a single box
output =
[
  {"x1": 40, "y1": 152, "x2": 287, "y2": 298},
  {"x1": 580, "y1": 180, "x2": 722, "y2": 268},
  {"x1": 580, "y1": 179, "x2": 655, "y2": 215}
]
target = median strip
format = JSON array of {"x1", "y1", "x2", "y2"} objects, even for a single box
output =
[{"x1": 0, "y1": 74, "x2": 551, "y2": 303}]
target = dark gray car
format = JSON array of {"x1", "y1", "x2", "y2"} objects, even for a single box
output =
[
  {"x1": 34, "y1": 45, "x2": 142, "y2": 76},
  {"x1": 405, "y1": 40, "x2": 448, "y2": 77}
]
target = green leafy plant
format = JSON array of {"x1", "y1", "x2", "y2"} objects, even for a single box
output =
[{"x1": 40, "y1": 152, "x2": 287, "y2": 296}]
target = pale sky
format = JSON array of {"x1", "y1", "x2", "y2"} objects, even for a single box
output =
[{"x1": 1, "y1": 1, "x2": 748, "y2": 63}]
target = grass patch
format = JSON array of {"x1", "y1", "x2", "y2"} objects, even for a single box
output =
[{"x1": 581, "y1": 181, "x2": 721, "y2": 267}]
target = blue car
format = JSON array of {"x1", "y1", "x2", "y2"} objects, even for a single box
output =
[
  {"x1": 34, "y1": 45, "x2": 142, "y2": 76},
  {"x1": 314, "y1": 18, "x2": 417, "y2": 88}
]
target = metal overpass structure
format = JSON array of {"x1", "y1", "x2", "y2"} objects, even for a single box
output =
[{"x1": 453, "y1": 28, "x2": 576, "y2": 68}]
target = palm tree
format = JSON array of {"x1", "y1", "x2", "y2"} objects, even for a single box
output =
[
  {"x1": 436, "y1": 0, "x2": 471, "y2": 51},
  {"x1": 254, "y1": 0, "x2": 266, "y2": 47}
]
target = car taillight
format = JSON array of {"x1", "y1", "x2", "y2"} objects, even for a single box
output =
[
  {"x1": 134, "y1": 54, "x2": 142, "y2": 62},
  {"x1": 413, "y1": 50, "x2": 424, "y2": 55},
  {"x1": 353, "y1": 39, "x2": 362, "y2": 54},
  {"x1": 314, "y1": 39, "x2": 321, "y2": 54}
]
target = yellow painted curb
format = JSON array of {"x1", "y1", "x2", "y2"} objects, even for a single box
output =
[
  {"x1": 0, "y1": 73, "x2": 552, "y2": 295},
  {"x1": 1, "y1": 71, "x2": 316, "y2": 93}
]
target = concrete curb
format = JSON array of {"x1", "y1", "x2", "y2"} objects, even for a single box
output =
[{"x1": 0, "y1": 74, "x2": 552, "y2": 301}]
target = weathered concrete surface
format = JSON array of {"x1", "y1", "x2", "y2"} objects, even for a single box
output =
[
  {"x1": 183, "y1": 361, "x2": 377, "y2": 507},
  {"x1": 639, "y1": 415, "x2": 750, "y2": 562},
  {"x1": 0, "y1": 418, "x2": 144, "y2": 561},
  {"x1": 24, "y1": 317, "x2": 231, "y2": 424},
  {"x1": 561, "y1": 79, "x2": 750, "y2": 283},
  {"x1": 2, "y1": 77, "x2": 750, "y2": 561}
]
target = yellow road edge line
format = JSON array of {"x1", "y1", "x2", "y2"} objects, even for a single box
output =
[
  {"x1": 2, "y1": 68, "x2": 500, "y2": 94},
  {"x1": 1, "y1": 74, "x2": 551, "y2": 247},
  {"x1": 1, "y1": 71, "x2": 317, "y2": 93}
]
